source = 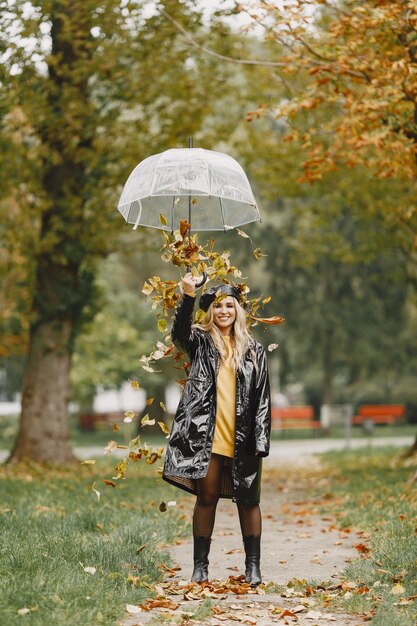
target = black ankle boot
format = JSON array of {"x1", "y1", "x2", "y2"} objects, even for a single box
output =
[
  {"x1": 243, "y1": 535, "x2": 262, "y2": 587},
  {"x1": 191, "y1": 536, "x2": 211, "y2": 582}
]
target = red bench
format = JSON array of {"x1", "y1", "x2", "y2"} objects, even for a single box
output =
[
  {"x1": 271, "y1": 406, "x2": 321, "y2": 431},
  {"x1": 352, "y1": 404, "x2": 405, "y2": 426}
]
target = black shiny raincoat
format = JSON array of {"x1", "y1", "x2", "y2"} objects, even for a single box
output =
[{"x1": 162, "y1": 294, "x2": 271, "y2": 504}]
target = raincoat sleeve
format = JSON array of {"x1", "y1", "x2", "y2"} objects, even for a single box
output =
[
  {"x1": 171, "y1": 294, "x2": 198, "y2": 357},
  {"x1": 253, "y1": 345, "x2": 271, "y2": 457}
]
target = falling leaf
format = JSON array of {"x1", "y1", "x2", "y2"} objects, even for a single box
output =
[
  {"x1": 180, "y1": 219, "x2": 190, "y2": 238},
  {"x1": 125, "y1": 604, "x2": 142, "y2": 615},
  {"x1": 159, "y1": 213, "x2": 168, "y2": 226},
  {"x1": 83, "y1": 566, "x2": 96, "y2": 575},
  {"x1": 268, "y1": 343, "x2": 279, "y2": 351},
  {"x1": 124, "y1": 410, "x2": 135, "y2": 423},
  {"x1": 160, "y1": 401, "x2": 167, "y2": 412},
  {"x1": 141, "y1": 414, "x2": 155, "y2": 426},
  {"x1": 104, "y1": 440, "x2": 118, "y2": 455},
  {"x1": 91, "y1": 482, "x2": 100, "y2": 501},
  {"x1": 158, "y1": 318, "x2": 167, "y2": 332},
  {"x1": 80, "y1": 459, "x2": 95, "y2": 465},
  {"x1": 113, "y1": 423, "x2": 119, "y2": 432},
  {"x1": 236, "y1": 228, "x2": 252, "y2": 243},
  {"x1": 158, "y1": 421, "x2": 170, "y2": 434},
  {"x1": 146, "y1": 397, "x2": 155, "y2": 406},
  {"x1": 249, "y1": 314, "x2": 285, "y2": 325},
  {"x1": 195, "y1": 308, "x2": 206, "y2": 323},
  {"x1": 253, "y1": 247, "x2": 267, "y2": 260},
  {"x1": 129, "y1": 379, "x2": 140, "y2": 389},
  {"x1": 262, "y1": 296, "x2": 271, "y2": 304},
  {"x1": 103, "y1": 480, "x2": 116, "y2": 488},
  {"x1": 142, "y1": 281, "x2": 153, "y2": 295}
]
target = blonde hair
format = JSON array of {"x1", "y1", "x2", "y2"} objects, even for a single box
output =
[{"x1": 193, "y1": 298, "x2": 257, "y2": 371}]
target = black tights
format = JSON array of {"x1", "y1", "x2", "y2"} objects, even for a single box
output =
[{"x1": 193, "y1": 453, "x2": 262, "y2": 538}]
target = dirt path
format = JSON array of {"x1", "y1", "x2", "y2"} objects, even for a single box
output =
[{"x1": 122, "y1": 460, "x2": 368, "y2": 626}]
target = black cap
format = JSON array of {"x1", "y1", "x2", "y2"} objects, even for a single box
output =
[{"x1": 199, "y1": 284, "x2": 241, "y2": 312}]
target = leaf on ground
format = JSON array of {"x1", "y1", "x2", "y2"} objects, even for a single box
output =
[
  {"x1": 159, "y1": 501, "x2": 167, "y2": 512},
  {"x1": 354, "y1": 543, "x2": 370, "y2": 554},
  {"x1": 391, "y1": 583, "x2": 405, "y2": 595},
  {"x1": 83, "y1": 566, "x2": 96, "y2": 575},
  {"x1": 17, "y1": 608, "x2": 31, "y2": 616},
  {"x1": 125, "y1": 604, "x2": 142, "y2": 614}
]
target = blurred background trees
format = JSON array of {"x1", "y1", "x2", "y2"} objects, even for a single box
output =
[{"x1": 1, "y1": 0, "x2": 417, "y2": 463}]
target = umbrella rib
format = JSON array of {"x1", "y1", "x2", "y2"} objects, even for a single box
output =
[
  {"x1": 171, "y1": 196, "x2": 175, "y2": 234},
  {"x1": 219, "y1": 197, "x2": 226, "y2": 232},
  {"x1": 133, "y1": 200, "x2": 143, "y2": 230}
]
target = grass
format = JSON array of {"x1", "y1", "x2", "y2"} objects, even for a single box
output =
[
  {"x1": 0, "y1": 458, "x2": 189, "y2": 626},
  {"x1": 316, "y1": 447, "x2": 417, "y2": 625}
]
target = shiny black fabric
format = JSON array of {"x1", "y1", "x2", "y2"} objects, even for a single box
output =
[{"x1": 163, "y1": 294, "x2": 271, "y2": 504}]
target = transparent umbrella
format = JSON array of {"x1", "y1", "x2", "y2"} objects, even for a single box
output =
[{"x1": 117, "y1": 146, "x2": 261, "y2": 233}]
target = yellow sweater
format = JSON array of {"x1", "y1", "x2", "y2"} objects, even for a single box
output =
[{"x1": 212, "y1": 336, "x2": 236, "y2": 458}]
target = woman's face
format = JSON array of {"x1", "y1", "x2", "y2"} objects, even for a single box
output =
[{"x1": 212, "y1": 296, "x2": 236, "y2": 334}]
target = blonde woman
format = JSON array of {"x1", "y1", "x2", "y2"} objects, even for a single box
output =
[{"x1": 163, "y1": 273, "x2": 271, "y2": 586}]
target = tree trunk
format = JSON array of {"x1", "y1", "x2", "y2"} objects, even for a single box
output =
[{"x1": 8, "y1": 319, "x2": 77, "y2": 464}]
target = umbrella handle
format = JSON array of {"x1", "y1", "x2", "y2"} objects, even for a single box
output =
[{"x1": 186, "y1": 267, "x2": 208, "y2": 289}]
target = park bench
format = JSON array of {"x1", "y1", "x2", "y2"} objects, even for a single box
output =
[
  {"x1": 271, "y1": 406, "x2": 321, "y2": 432},
  {"x1": 351, "y1": 404, "x2": 405, "y2": 426},
  {"x1": 79, "y1": 412, "x2": 122, "y2": 431}
]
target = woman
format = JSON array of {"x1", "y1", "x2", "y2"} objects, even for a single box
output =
[{"x1": 163, "y1": 273, "x2": 271, "y2": 586}]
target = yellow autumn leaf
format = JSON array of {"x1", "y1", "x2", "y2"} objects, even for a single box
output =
[
  {"x1": 146, "y1": 397, "x2": 154, "y2": 405},
  {"x1": 158, "y1": 318, "x2": 167, "y2": 332},
  {"x1": 195, "y1": 308, "x2": 206, "y2": 323},
  {"x1": 159, "y1": 213, "x2": 168, "y2": 226},
  {"x1": 253, "y1": 248, "x2": 267, "y2": 260},
  {"x1": 141, "y1": 414, "x2": 155, "y2": 426},
  {"x1": 158, "y1": 421, "x2": 170, "y2": 434},
  {"x1": 159, "y1": 401, "x2": 167, "y2": 412},
  {"x1": 129, "y1": 379, "x2": 140, "y2": 389},
  {"x1": 80, "y1": 459, "x2": 96, "y2": 465},
  {"x1": 142, "y1": 281, "x2": 153, "y2": 295}
]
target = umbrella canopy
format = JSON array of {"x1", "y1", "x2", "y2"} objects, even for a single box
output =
[{"x1": 117, "y1": 148, "x2": 261, "y2": 232}]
